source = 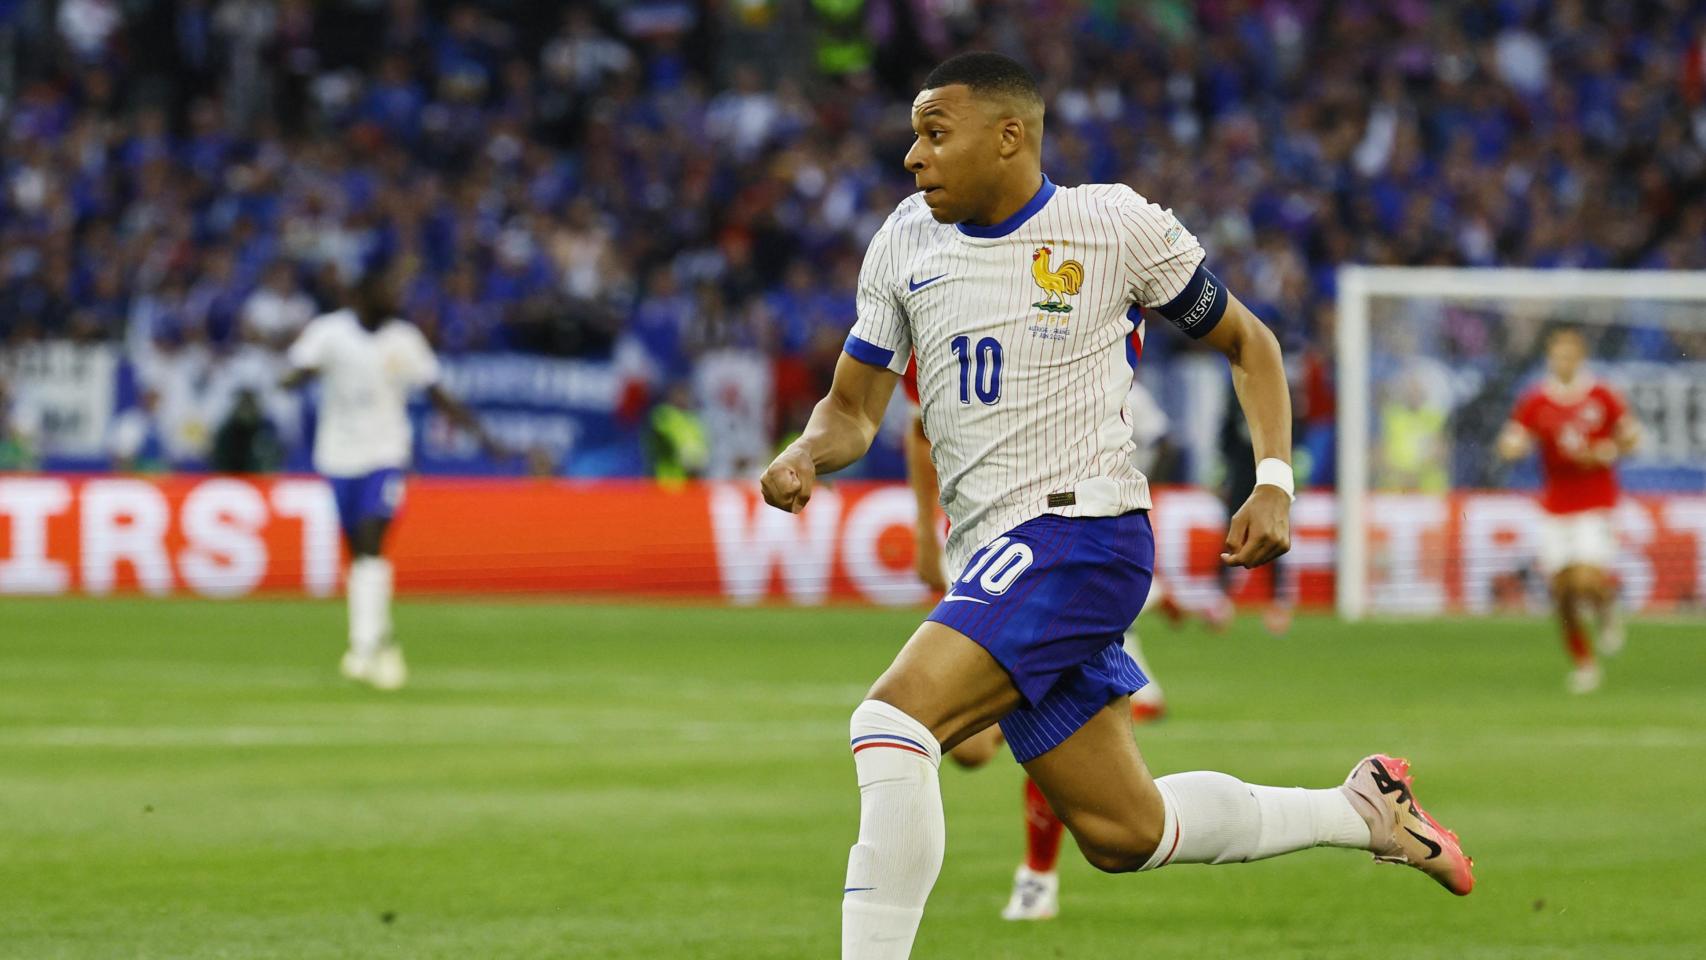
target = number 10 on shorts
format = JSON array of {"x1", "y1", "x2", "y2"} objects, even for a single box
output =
[{"x1": 959, "y1": 536, "x2": 1033, "y2": 595}]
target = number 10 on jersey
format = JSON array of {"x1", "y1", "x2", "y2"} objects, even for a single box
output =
[{"x1": 951, "y1": 335, "x2": 1002, "y2": 405}]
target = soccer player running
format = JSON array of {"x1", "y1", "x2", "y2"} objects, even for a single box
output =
[
  {"x1": 283, "y1": 272, "x2": 501, "y2": 690},
  {"x1": 1496, "y1": 328, "x2": 1639, "y2": 693},
  {"x1": 758, "y1": 54, "x2": 1473, "y2": 958}
]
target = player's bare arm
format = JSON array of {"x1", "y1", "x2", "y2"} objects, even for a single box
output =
[
  {"x1": 1612, "y1": 412, "x2": 1641, "y2": 455},
  {"x1": 1199, "y1": 293, "x2": 1293, "y2": 568},
  {"x1": 279, "y1": 367, "x2": 316, "y2": 391},
  {"x1": 903, "y1": 413, "x2": 947, "y2": 592},
  {"x1": 761, "y1": 351, "x2": 899, "y2": 513},
  {"x1": 1496, "y1": 420, "x2": 1533, "y2": 460},
  {"x1": 1577, "y1": 412, "x2": 1641, "y2": 467},
  {"x1": 426, "y1": 383, "x2": 508, "y2": 458}
]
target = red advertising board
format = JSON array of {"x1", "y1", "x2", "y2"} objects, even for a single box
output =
[{"x1": 1, "y1": 476, "x2": 1702, "y2": 613}]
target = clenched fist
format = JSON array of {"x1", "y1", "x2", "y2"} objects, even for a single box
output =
[
  {"x1": 761, "y1": 447, "x2": 818, "y2": 513},
  {"x1": 1220, "y1": 485, "x2": 1292, "y2": 568}
]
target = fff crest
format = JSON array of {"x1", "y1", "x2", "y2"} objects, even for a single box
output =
[{"x1": 1030, "y1": 246, "x2": 1083, "y2": 314}]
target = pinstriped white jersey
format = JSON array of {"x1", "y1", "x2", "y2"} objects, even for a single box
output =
[{"x1": 846, "y1": 178, "x2": 1208, "y2": 573}]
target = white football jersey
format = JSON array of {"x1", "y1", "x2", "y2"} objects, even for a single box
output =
[
  {"x1": 287, "y1": 309, "x2": 440, "y2": 477},
  {"x1": 847, "y1": 178, "x2": 1213, "y2": 572}
]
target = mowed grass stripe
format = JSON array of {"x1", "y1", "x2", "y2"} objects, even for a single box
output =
[{"x1": 1, "y1": 596, "x2": 1702, "y2": 958}]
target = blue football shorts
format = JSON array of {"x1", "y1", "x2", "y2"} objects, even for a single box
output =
[
  {"x1": 327, "y1": 468, "x2": 406, "y2": 539},
  {"x1": 926, "y1": 510, "x2": 1154, "y2": 762}
]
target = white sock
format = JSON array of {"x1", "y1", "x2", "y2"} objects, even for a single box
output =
[
  {"x1": 372, "y1": 557, "x2": 393, "y2": 646},
  {"x1": 1142, "y1": 771, "x2": 1370, "y2": 869},
  {"x1": 1123, "y1": 627, "x2": 1164, "y2": 705},
  {"x1": 843, "y1": 700, "x2": 944, "y2": 960},
  {"x1": 346, "y1": 557, "x2": 393, "y2": 657}
]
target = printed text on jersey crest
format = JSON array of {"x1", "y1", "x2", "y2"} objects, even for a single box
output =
[{"x1": 1029, "y1": 245, "x2": 1083, "y2": 340}]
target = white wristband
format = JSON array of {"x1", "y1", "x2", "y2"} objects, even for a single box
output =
[{"x1": 1255, "y1": 458, "x2": 1295, "y2": 501}]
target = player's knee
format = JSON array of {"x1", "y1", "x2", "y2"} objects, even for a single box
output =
[
  {"x1": 946, "y1": 746, "x2": 991, "y2": 770},
  {"x1": 1072, "y1": 819, "x2": 1162, "y2": 874},
  {"x1": 848, "y1": 699, "x2": 941, "y2": 772},
  {"x1": 946, "y1": 729, "x2": 999, "y2": 769},
  {"x1": 1079, "y1": 834, "x2": 1156, "y2": 874}
]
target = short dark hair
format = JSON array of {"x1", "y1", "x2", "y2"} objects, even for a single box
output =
[{"x1": 922, "y1": 51, "x2": 1042, "y2": 108}]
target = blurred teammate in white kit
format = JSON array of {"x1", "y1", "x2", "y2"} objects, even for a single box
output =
[{"x1": 282, "y1": 273, "x2": 501, "y2": 690}]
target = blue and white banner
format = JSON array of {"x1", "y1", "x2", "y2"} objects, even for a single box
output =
[
  {"x1": 1, "y1": 342, "x2": 117, "y2": 460},
  {"x1": 414, "y1": 353, "x2": 644, "y2": 476}
]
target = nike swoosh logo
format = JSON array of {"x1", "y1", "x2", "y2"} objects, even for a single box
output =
[
  {"x1": 908, "y1": 273, "x2": 948, "y2": 292},
  {"x1": 843, "y1": 887, "x2": 874, "y2": 894},
  {"x1": 1404, "y1": 827, "x2": 1443, "y2": 860},
  {"x1": 942, "y1": 594, "x2": 990, "y2": 605}
]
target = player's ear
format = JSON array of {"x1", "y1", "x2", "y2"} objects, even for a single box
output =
[{"x1": 997, "y1": 117, "x2": 1025, "y2": 158}]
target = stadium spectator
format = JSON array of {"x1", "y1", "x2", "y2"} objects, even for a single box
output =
[
  {"x1": 644, "y1": 381, "x2": 709, "y2": 485},
  {"x1": 241, "y1": 261, "x2": 317, "y2": 351},
  {"x1": 210, "y1": 386, "x2": 282, "y2": 474},
  {"x1": 1378, "y1": 372, "x2": 1451, "y2": 494},
  {"x1": 0, "y1": 1, "x2": 1702, "y2": 473},
  {"x1": 0, "y1": 375, "x2": 40, "y2": 470},
  {"x1": 107, "y1": 387, "x2": 169, "y2": 473}
]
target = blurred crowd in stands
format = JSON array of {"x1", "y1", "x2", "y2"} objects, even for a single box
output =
[{"x1": 0, "y1": 0, "x2": 1702, "y2": 478}]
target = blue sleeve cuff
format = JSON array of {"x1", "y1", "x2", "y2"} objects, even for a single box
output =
[
  {"x1": 1153, "y1": 265, "x2": 1227, "y2": 339},
  {"x1": 843, "y1": 334, "x2": 897, "y2": 370}
]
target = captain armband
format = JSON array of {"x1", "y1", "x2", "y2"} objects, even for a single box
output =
[{"x1": 1152, "y1": 265, "x2": 1228, "y2": 339}]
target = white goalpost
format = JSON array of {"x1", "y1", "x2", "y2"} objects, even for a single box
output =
[{"x1": 1335, "y1": 266, "x2": 1706, "y2": 621}]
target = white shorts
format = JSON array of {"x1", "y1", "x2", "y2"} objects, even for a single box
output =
[{"x1": 1538, "y1": 510, "x2": 1616, "y2": 575}]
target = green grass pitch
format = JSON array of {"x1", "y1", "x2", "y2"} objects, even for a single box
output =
[{"x1": 2, "y1": 597, "x2": 1703, "y2": 958}]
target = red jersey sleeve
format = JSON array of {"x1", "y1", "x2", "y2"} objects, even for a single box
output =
[{"x1": 1511, "y1": 388, "x2": 1540, "y2": 431}]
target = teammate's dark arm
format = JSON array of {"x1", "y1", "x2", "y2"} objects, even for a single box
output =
[
  {"x1": 279, "y1": 367, "x2": 317, "y2": 391},
  {"x1": 1199, "y1": 293, "x2": 1292, "y2": 568},
  {"x1": 904, "y1": 413, "x2": 947, "y2": 592},
  {"x1": 427, "y1": 383, "x2": 507, "y2": 458},
  {"x1": 761, "y1": 352, "x2": 899, "y2": 513}
]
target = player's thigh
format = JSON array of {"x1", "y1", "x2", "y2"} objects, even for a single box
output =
[
  {"x1": 361, "y1": 471, "x2": 406, "y2": 551},
  {"x1": 1574, "y1": 514, "x2": 1616, "y2": 589},
  {"x1": 1554, "y1": 562, "x2": 1600, "y2": 597},
  {"x1": 350, "y1": 516, "x2": 392, "y2": 557},
  {"x1": 1538, "y1": 516, "x2": 1572, "y2": 584},
  {"x1": 1022, "y1": 698, "x2": 1166, "y2": 873},
  {"x1": 867, "y1": 619, "x2": 1023, "y2": 753},
  {"x1": 1562, "y1": 563, "x2": 1593, "y2": 593}
]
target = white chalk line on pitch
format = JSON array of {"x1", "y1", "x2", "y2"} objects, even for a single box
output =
[
  {"x1": 0, "y1": 661, "x2": 874, "y2": 705},
  {"x1": 2, "y1": 718, "x2": 1703, "y2": 751}
]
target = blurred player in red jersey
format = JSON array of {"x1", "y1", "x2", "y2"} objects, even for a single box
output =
[
  {"x1": 900, "y1": 355, "x2": 1188, "y2": 920},
  {"x1": 1497, "y1": 329, "x2": 1641, "y2": 693}
]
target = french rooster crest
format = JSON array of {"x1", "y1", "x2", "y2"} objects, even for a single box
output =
[{"x1": 1031, "y1": 246, "x2": 1083, "y2": 313}]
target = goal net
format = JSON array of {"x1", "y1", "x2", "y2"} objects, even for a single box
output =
[{"x1": 1335, "y1": 267, "x2": 1706, "y2": 620}]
